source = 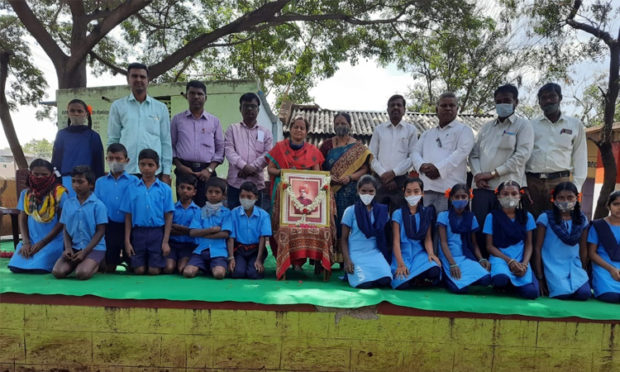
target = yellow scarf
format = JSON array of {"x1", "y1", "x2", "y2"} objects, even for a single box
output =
[{"x1": 23, "y1": 185, "x2": 66, "y2": 223}]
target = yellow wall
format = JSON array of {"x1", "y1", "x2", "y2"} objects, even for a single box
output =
[{"x1": 1, "y1": 303, "x2": 618, "y2": 371}]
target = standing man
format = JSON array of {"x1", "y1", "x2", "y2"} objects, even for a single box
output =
[
  {"x1": 469, "y1": 84, "x2": 534, "y2": 255},
  {"x1": 369, "y1": 94, "x2": 418, "y2": 210},
  {"x1": 225, "y1": 92, "x2": 273, "y2": 210},
  {"x1": 108, "y1": 62, "x2": 172, "y2": 184},
  {"x1": 170, "y1": 80, "x2": 224, "y2": 207},
  {"x1": 525, "y1": 83, "x2": 587, "y2": 218},
  {"x1": 412, "y1": 92, "x2": 474, "y2": 212}
]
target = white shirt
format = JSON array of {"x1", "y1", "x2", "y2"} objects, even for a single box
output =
[
  {"x1": 411, "y1": 120, "x2": 474, "y2": 193},
  {"x1": 525, "y1": 113, "x2": 587, "y2": 191},
  {"x1": 469, "y1": 115, "x2": 534, "y2": 190},
  {"x1": 369, "y1": 121, "x2": 418, "y2": 176}
]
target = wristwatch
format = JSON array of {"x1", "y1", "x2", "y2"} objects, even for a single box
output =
[
  {"x1": 207, "y1": 167, "x2": 214, "y2": 174},
  {"x1": 490, "y1": 169, "x2": 497, "y2": 178}
]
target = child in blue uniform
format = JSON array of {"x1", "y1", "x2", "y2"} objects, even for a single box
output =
[
  {"x1": 484, "y1": 180, "x2": 539, "y2": 299},
  {"x1": 94, "y1": 143, "x2": 138, "y2": 272},
  {"x1": 52, "y1": 166, "x2": 107, "y2": 280},
  {"x1": 391, "y1": 177, "x2": 441, "y2": 289},
  {"x1": 341, "y1": 175, "x2": 392, "y2": 289},
  {"x1": 437, "y1": 184, "x2": 491, "y2": 293},
  {"x1": 165, "y1": 174, "x2": 200, "y2": 274},
  {"x1": 9, "y1": 159, "x2": 67, "y2": 273},
  {"x1": 227, "y1": 181, "x2": 271, "y2": 279},
  {"x1": 587, "y1": 191, "x2": 620, "y2": 303},
  {"x1": 120, "y1": 149, "x2": 174, "y2": 275},
  {"x1": 534, "y1": 182, "x2": 590, "y2": 300},
  {"x1": 184, "y1": 177, "x2": 231, "y2": 279},
  {"x1": 51, "y1": 99, "x2": 104, "y2": 197}
]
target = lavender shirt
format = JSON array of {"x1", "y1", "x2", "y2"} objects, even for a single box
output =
[
  {"x1": 224, "y1": 122, "x2": 273, "y2": 189},
  {"x1": 170, "y1": 110, "x2": 224, "y2": 164}
]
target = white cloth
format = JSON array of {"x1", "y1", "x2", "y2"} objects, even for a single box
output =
[
  {"x1": 369, "y1": 121, "x2": 418, "y2": 176},
  {"x1": 525, "y1": 113, "x2": 587, "y2": 191},
  {"x1": 469, "y1": 115, "x2": 534, "y2": 190},
  {"x1": 411, "y1": 120, "x2": 474, "y2": 193}
]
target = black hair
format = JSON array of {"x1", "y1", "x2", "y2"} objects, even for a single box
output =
[
  {"x1": 206, "y1": 177, "x2": 227, "y2": 194},
  {"x1": 537, "y1": 83, "x2": 562, "y2": 99},
  {"x1": 447, "y1": 183, "x2": 470, "y2": 211},
  {"x1": 496, "y1": 180, "x2": 527, "y2": 225},
  {"x1": 71, "y1": 165, "x2": 96, "y2": 185},
  {"x1": 388, "y1": 94, "x2": 406, "y2": 107},
  {"x1": 66, "y1": 99, "x2": 93, "y2": 128},
  {"x1": 334, "y1": 112, "x2": 351, "y2": 125},
  {"x1": 240, "y1": 181, "x2": 259, "y2": 196},
  {"x1": 551, "y1": 181, "x2": 583, "y2": 225},
  {"x1": 494, "y1": 84, "x2": 519, "y2": 101},
  {"x1": 291, "y1": 116, "x2": 310, "y2": 132},
  {"x1": 138, "y1": 148, "x2": 159, "y2": 166},
  {"x1": 106, "y1": 143, "x2": 128, "y2": 158},
  {"x1": 606, "y1": 191, "x2": 620, "y2": 206},
  {"x1": 239, "y1": 92, "x2": 260, "y2": 106},
  {"x1": 357, "y1": 175, "x2": 379, "y2": 191},
  {"x1": 176, "y1": 173, "x2": 198, "y2": 189},
  {"x1": 186, "y1": 80, "x2": 207, "y2": 94},
  {"x1": 127, "y1": 62, "x2": 148, "y2": 76},
  {"x1": 29, "y1": 158, "x2": 54, "y2": 173}
]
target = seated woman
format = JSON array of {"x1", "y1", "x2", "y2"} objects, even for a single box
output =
[
  {"x1": 9, "y1": 159, "x2": 67, "y2": 273},
  {"x1": 267, "y1": 117, "x2": 326, "y2": 272},
  {"x1": 320, "y1": 112, "x2": 370, "y2": 264},
  {"x1": 341, "y1": 175, "x2": 392, "y2": 288}
]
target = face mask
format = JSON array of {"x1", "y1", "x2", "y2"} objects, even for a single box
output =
[
  {"x1": 240, "y1": 198, "x2": 256, "y2": 210},
  {"x1": 405, "y1": 195, "x2": 422, "y2": 206},
  {"x1": 499, "y1": 196, "x2": 520, "y2": 209},
  {"x1": 108, "y1": 161, "x2": 126, "y2": 173},
  {"x1": 554, "y1": 200, "x2": 576, "y2": 213},
  {"x1": 359, "y1": 194, "x2": 374, "y2": 206},
  {"x1": 495, "y1": 103, "x2": 514, "y2": 118},
  {"x1": 202, "y1": 202, "x2": 222, "y2": 217},
  {"x1": 69, "y1": 116, "x2": 86, "y2": 126},
  {"x1": 542, "y1": 103, "x2": 560, "y2": 115},
  {"x1": 452, "y1": 199, "x2": 468, "y2": 210},
  {"x1": 335, "y1": 125, "x2": 350, "y2": 136}
]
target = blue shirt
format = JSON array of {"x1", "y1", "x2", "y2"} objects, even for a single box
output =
[
  {"x1": 171, "y1": 201, "x2": 201, "y2": 243},
  {"x1": 95, "y1": 172, "x2": 139, "y2": 223},
  {"x1": 51, "y1": 126, "x2": 104, "y2": 177},
  {"x1": 108, "y1": 94, "x2": 172, "y2": 174},
  {"x1": 229, "y1": 206, "x2": 272, "y2": 245},
  {"x1": 190, "y1": 206, "x2": 232, "y2": 258},
  {"x1": 59, "y1": 193, "x2": 108, "y2": 251},
  {"x1": 120, "y1": 178, "x2": 174, "y2": 227}
]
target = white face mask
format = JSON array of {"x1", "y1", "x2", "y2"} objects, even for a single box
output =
[
  {"x1": 359, "y1": 194, "x2": 374, "y2": 206},
  {"x1": 554, "y1": 200, "x2": 576, "y2": 213},
  {"x1": 202, "y1": 202, "x2": 222, "y2": 217},
  {"x1": 239, "y1": 198, "x2": 257, "y2": 210},
  {"x1": 108, "y1": 161, "x2": 126, "y2": 173},
  {"x1": 499, "y1": 196, "x2": 520, "y2": 209},
  {"x1": 69, "y1": 116, "x2": 87, "y2": 126},
  {"x1": 495, "y1": 103, "x2": 514, "y2": 118},
  {"x1": 405, "y1": 195, "x2": 422, "y2": 206}
]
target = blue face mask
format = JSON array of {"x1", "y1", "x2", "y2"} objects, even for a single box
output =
[
  {"x1": 452, "y1": 199, "x2": 468, "y2": 210},
  {"x1": 495, "y1": 103, "x2": 514, "y2": 118}
]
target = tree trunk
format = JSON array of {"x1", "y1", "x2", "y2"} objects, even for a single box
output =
[
  {"x1": 0, "y1": 52, "x2": 28, "y2": 169},
  {"x1": 58, "y1": 58, "x2": 87, "y2": 89}
]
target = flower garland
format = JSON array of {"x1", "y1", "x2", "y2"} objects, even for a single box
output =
[{"x1": 282, "y1": 176, "x2": 330, "y2": 215}]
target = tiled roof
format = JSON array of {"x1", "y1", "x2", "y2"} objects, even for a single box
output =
[{"x1": 281, "y1": 104, "x2": 493, "y2": 146}]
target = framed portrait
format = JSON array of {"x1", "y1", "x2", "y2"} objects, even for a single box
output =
[{"x1": 280, "y1": 170, "x2": 331, "y2": 227}]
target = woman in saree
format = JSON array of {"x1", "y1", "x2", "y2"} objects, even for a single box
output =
[
  {"x1": 267, "y1": 117, "x2": 327, "y2": 271},
  {"x1": 319, "y1": 112, "x2": 371, "y2": 263}
]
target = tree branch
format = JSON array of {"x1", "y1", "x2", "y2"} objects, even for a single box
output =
[
  {"x1": 88, "y1": 50, "x2": 126, "y2": 76},
  {"x1": 566, "y1": 0, "x2": 614, "y2": 45}
]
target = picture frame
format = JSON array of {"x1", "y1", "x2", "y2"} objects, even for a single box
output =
[{"x1": 279, "y1": 169, "x2": 331, "y2": 227}]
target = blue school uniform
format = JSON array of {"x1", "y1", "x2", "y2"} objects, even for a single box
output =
[
  {"x1": 120, "y1": 178, "x2": 175, "y2": 227},
  {"x1": 483, "y1": 212, "x2": 536, "y2": 287},
  {"x1": 586, "y1": 222, "x2": 620, "y2": 298},
  {"x1": 537, "y1": 213, "x2": 589, "y2": 298},
  {"x1": 8, "y1": 189, "x2": 67, "y2": 272},
  {"x1": 60, "y1": 193, "x2": 108, "y2": 251},
  {"x1": 230, "y1": 205, "x2": 271, "y2": 245},
  {"x1": 437, "y1": 211, "x2": 489, "y2": 290},
  {"x1": 95, "y1": 172, "x2": 139, "y2": 223},
  {"x1": 171, "y1": 201, "x2": 200, "y2": 244},
  {"x1": 342, "y1": 205, "x2": 392, "y2": 288},
  {"x1": 390, "y1": 208, "x2": 439, "y2": 289},
  {"x1": 189, "y1": 206, "x2": 232, "y2": 259}
]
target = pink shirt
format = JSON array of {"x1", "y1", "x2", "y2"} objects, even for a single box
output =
[
  {"x1": 170, "y1": 110, "x2": 224, "y2": 164},
  {"x1": 224, "y1": 122, "x2": 273, "y2": 189}
]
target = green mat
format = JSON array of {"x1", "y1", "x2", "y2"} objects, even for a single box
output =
[{"x1": 0, "y1": 241, "x2": 618, "y2": 321}]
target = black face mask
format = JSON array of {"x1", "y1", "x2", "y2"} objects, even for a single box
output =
[
  {"x1": 542, "y1": 103, "x2": 560, "y2": 115},
  {"x1": 335, "y1": 125, "x2": 350, "y2": 136}
]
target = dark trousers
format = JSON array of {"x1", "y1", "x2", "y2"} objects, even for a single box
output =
[
  {"x1": 375, "y1": 175, "x2": 407, "y2": 213},
  {"x1": 472, "y1": 188, "x2": 497, "y2": 258},
  {"x1": 174, "y1": 163, "x2": 216, "y2": 207},
  {"x1": 232, "y1": 247, "x2": 263, "y2": 279},
  {"x1": 525, "y1": 175, "x2": 570, "y2": 219},
  {"x1": 104, "y1": 221, "x2": 126, "y2": 268}
]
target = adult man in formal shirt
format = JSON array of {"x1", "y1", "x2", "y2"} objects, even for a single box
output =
[
  {"x1": 369, "y1": 94, "x2": 418, "y2": 210},
  {"x1": 525, "y1": 83, "x2": 587, "y2": 218},
  {"x1": 469, "y1": 84, "x2": 534, "y2": 255},
  {"x1": 108, "y1": 62, "x2": 172, "y2": 184},
  {"x1": 225, "y1": 92, "x2": 273, "y2": 210},
  {"x1": 170, "y1": 80, "x2": 224, "y2": 206},
  {"x1": 412, "y1": 92, "x2": 474, "y2": 212}
]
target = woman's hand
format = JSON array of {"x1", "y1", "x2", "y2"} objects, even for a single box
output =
[
  {"x1": 428, "y1": 254, "x2": 441, "y2": 267},
  {"x1": 344, "y1": 259, "x2": 354, "y2": 274},
  {"x1": 450, "y1": 264, "x2": 461, "y2": 280},
  {"x1": 395, "y1": 264, "x2": 409, "y2": 279}
]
